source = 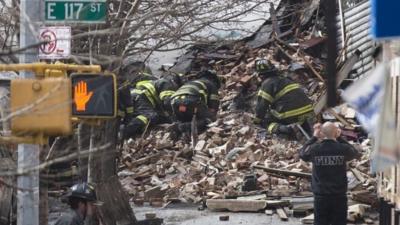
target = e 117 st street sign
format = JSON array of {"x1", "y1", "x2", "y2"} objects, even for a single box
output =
[{"x1": 44, "y1": 0, "x2": 107, "y2": 23}]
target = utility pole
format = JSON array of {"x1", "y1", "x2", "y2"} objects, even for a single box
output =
[
  {"x1": 324, "y1": 0, "x2": 338, "y2": 107},
  {"x1": 18, "y1": 1, "x2": 40, "y2": 225}
]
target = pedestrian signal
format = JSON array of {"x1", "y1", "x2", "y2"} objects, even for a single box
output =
[
  {"x1": 71, "y1": 73, "x2": 116, "y2": 118},
  {"x1": 11, "y1": 78, "x2": 72, "y2": 136}
]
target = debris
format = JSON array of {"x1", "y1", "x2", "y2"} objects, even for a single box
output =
[
  {"x1": 326, "y1": 108, "x2": 353, "y2": 128},
  {"x1": 145, "y1": 186, "x2": 166, "y2": 201},
  {"x1": 237, "y1": 126, "x2": 250, "y2": 135},
  {"x1": 191, "y1": 113, "x2": 198, "y2": 150},
  {"x1": 194, "y1": 140, "x2": 206, "y2": 152},
  {"x1": 237, "y1": 194, "x2": 267, "y2": 201},
  {"x1": 225, "y1": 147, "x2": 245, "y2": 161},
  {"x1": 265, "y1": 210, "x2": 273, "y2": 216},
  {"x1": 350, "y1": 190, "x2": 378, "y2": 207},
  {"x1": 116, "y1": 1, "x2": 376, "y2": 223},
  {"x1": 300, "y1": 213, "x2": 314, "y2": 224},
  {"x1": 136, "y1": 218, "x2": 164, "y2": 225},
  {"x1": 145, "y1": 213, "x2": 157, "y2": 220},
  {"x1": 365, "y1": 218, "x2": 375, "y2": 224},
  {"x1": 276, "y1": 207, "x2": 289, "y2": 221},
  {"x1": 348, "y1": 204, "x2": 370, "y2": 223},
  {"x1": 133, "y1": 199, "x2": 144, "y2": 206},
  {"x1": 288, "y1": 196, "x2": 314, "y2": 213},
  {"x1": 219, "y1": 215, "x2": 230, "y2": 221},
  {"x1": 269, "y1": 2, "x2": 281, "y2": 36},
  {"x1": 239, "y1": 75, "x2": 254, "y2": 86},
  {"x1": 149, "y1": 199, "x2": 164, "y2": 208},
  {"x1": 350, "y1": 168, "x2": 367, "y2": 183},
  {"x1": 206, "y1": 199, "x2": 267, "y2": 212},
  {"x1": 252, "y1": 165, "x2": 312, "y2": 179},
  {"x1": 242, "y1": 174, "x2": 257, "y2": 192},
  {"x1": 265, "y1": 200, "x2": 291, "y2": 208}
]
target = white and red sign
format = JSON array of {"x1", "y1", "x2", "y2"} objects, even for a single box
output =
[{"x1": 39, "y1": 26, "x2": 71, "y2": 59}]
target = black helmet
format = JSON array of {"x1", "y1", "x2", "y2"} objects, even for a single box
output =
[
  {"x1": 121, "y1": 57, "x2": 145, "y2": 73},
  {"x1": 254, "y1": 58, "x2": 277, "y2": 77},
  {"x1": 197, "y1": 70, "x2": 221, "y2": 89},
  {"x1": 66, "y1": 183, "x2": 97, "y2": 202},
  {"x1": 168, "y1": 73, "x2": 186, "y2": 87}
]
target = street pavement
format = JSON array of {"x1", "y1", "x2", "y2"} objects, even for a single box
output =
[{"x1": 133, "y1": 205, "x2": 301, "y2": 225}]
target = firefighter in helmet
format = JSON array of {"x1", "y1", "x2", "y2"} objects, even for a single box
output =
[
  {"x1": 54, "y1": 183, "x2": 102, "y2": 225},
  {"x1": 253, "y1": 58, "x2": 314, "y2": 137},
  {"x1": 170, "y1": 69, "x2": 221, "y2": 134}
]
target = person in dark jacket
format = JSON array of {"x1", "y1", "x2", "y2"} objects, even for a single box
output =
[
  {"x1": 253, "y1": 58, "x2": 314, "y2": 137},
  {"x1": 121, "y1": 74, "x2": 182, "y2": 140},
  {"x1": 170, "y1": 70, "x2": 220, "y2": 133},
  {"x1": 117, "y1": 57, "x2": 157, "y2": 124},
  {"x1": 299, "y1": 122, "x2": 361, "y2": 225},
  {"x1": 54, "y1": 183, "x2": 101, "y2": 225}
]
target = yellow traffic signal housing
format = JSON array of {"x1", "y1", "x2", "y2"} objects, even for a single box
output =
[
  {"x1": 71, "y1": 73, "x2": 116, "y2": 118},
  {"x1": 10, "y1": 78, "x2": 72, "y2": 136}
]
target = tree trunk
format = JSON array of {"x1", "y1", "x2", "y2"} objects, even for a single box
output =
[
  {"x1": 90, "y1": 120, "x2": 137, "y2": 225},
  {"x1": 39, "y1": 184, "x2": 48, "y2": 225},
  {"x1": 0, "y1": 147, "x2": 16, "y2": 225}
]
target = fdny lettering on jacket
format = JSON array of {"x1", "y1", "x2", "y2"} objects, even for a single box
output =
[{"x1": 314, "y1": 156, "x2": 344, "y2": 166}]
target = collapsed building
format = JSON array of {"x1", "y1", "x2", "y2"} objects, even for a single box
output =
[{"x1": 118, "y1": 0, "x2": 379, "y2": 223}]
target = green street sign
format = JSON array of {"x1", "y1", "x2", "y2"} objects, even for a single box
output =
[{"x1": 44, "y1": 0, "x2": 107, "y2": 23}]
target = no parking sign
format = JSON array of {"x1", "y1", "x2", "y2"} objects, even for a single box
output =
[{"x1": 39, "y1": 26, "x2": 71, "y2": 59}]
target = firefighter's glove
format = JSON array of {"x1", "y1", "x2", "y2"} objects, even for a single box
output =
[
  {"x1": 178, "y1": 122, "x2": 191, "y2": 133},
  {"x1": 276, "y1": 124, "x2": 294, "y2": 135},
  {"x1": 123, "y1": 119, "x2": 144, "y2": 140},
  {"x1": 252, "y1": 117, "x2": 262, "y2": 125}
]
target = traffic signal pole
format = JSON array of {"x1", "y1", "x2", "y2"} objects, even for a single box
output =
[{"x1": 18, "y1": 0, "x2": 40, "y2": 225}]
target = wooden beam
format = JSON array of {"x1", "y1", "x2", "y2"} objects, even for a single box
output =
[
  {"x1": 252, "y1": 165, "x2": 312, "y2": 179},
  {"x1": 269, "y1": 2, "x2": 281, "y2": 36},
  {"x1": 326, "y1": 108, "x2": 353, "y2": 128},
  {"x1": 350, "y1": 168, "x2": 366, "y2": 183},
  {"x1": 276, "y1": 208, "x2": 289, "y2": 221},
  {"x1": 206, "y1": 199, "x2": 267, "y2": 212},
  {"x1": 274, "y1": 37, "x2": 324, "y2": 82}
]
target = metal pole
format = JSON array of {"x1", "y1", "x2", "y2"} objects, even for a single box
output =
[
  {"x1": 325, "y1": 0, "x2": 339, "y2": 107},
  {"x1": 18, "y1": 1, "x2": 40, "y2": 225},
  {"x1": 77, "y1": 123, "x2": 83, "y2": 181},
  {"x1": 338, "y1": 0, "x2": 347, "y2": 61},
  {"x1": 87, "y1": 125, "x2": 95, "y2": 183}
]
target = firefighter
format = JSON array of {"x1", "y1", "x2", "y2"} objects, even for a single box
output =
[
  {"x1": 253, "y1": 58, "x2": 314, "y2": 137},
  {"x1": 170, "y1": 69, "x2": 220, "y2": 134},
  {"x1": 117, "y1": 57, "x2": 156, "y2": 124},
  {"x1": 54, "y1": 183, "x2": 102, "y2": 225},
  {"x1": 299, "y1": 122, "x2": 361, "y2": 225},
  {"x1": 121, "y1": 74, "x2": 183, "y2": 140}
]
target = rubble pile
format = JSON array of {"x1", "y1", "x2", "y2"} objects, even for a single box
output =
[
  {"x1": 120, "y1": 112, "x2": 309, "y2": 201},
  {"x1": 118, "y1": 0, "x2": 378, "y2": 222},
  {"x1": 118, "y1": 105, "x2": 375, "y2": 203}
]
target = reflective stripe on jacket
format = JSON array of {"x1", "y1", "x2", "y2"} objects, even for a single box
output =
[{"x1": 255, "y1": 76, "x2": 313, "y2": 122}]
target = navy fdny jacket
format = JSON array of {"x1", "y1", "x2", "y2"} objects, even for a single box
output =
[{"x1": 299, "y1": 137, "x2": 361, "y2": 196}]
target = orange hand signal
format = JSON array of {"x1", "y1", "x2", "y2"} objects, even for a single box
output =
[{"x1": 74, "y1": 81, "x2": 93, "y2": 111}]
